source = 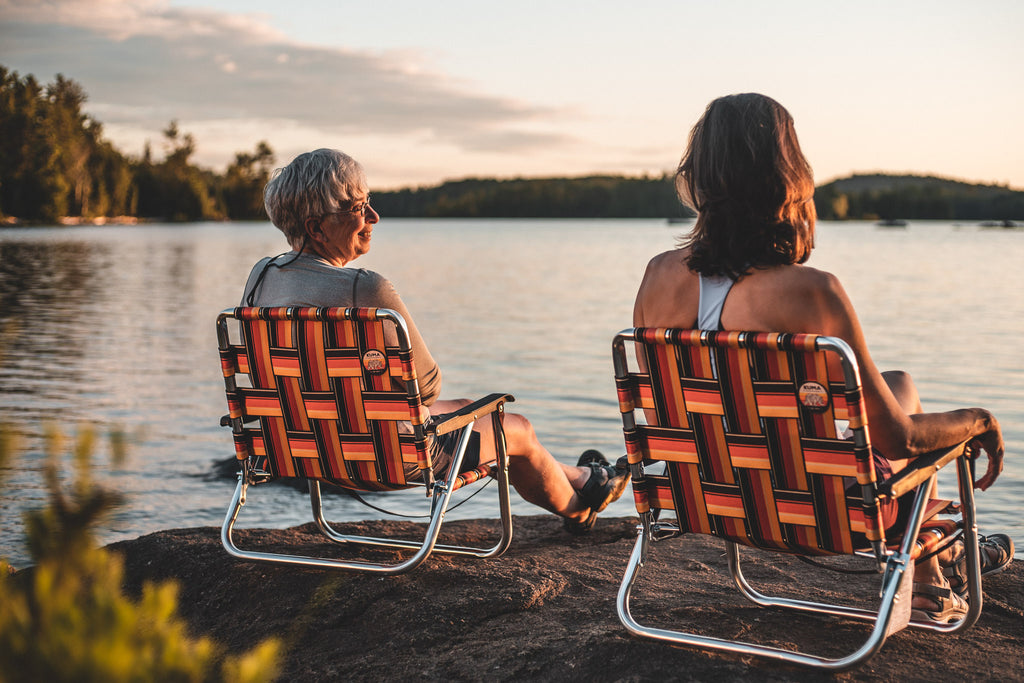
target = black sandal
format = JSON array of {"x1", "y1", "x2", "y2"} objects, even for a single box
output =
[
  {"x1": 562, "y1": 450, "x2": 630, "y2": 535},
  {"x1": 576, "y1": 450, "x2": 630, "y2": 513},
  {"x1": 563, "y1": 508, "x2": 598, "y2": 536}
]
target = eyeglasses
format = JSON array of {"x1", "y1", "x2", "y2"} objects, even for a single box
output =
[{"x1": 327, "y1": 196, "x2": 373, "y2": 219}]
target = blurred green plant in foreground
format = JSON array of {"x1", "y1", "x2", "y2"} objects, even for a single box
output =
[{"x1": 0, "y1": 423, "x2": 281, "y2": 682}]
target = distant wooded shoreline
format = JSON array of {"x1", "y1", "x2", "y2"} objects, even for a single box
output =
[{"x1": 3, "y1": 67, "x2": 1022, "y2": 225}]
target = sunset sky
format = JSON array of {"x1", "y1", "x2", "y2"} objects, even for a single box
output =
[{"x1": 1, "y1": 0, "x2": 1021, "y2": 190}]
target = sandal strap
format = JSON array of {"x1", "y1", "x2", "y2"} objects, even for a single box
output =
[
  {"x1": 979, "y1": 534, "x2": 1014, "y2": 574},
  {"x1": 912, "y1": 582, "x2": 953, "y2": 599}
]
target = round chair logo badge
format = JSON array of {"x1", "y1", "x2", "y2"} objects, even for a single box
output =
[
  {"x1": 798, "y1": 381, "x2": 830, "y2": 411},
  {"x1": 362, "y1": 350, "x2": 387, "y2": 375}
]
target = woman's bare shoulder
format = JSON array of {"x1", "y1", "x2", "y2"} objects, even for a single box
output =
[
  {"x1": 646, "y1": 247, "x2": 688, "y2": 270},
  {"x1": 635, "y1": 248, "x2": 699, "y2": 327},
  {"x1": 756, "y1": 263, "x2": 846, "y2": 300}
]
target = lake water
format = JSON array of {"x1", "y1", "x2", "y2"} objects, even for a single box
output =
[{"x1": 1, "y1": 219, "x2": 1022, "y2": 567}]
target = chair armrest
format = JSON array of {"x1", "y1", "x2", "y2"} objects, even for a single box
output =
[
  {"x1": 221, "y1": 414, "x2": 261, "y2": 427},
  {"x1": 876, "y1": 441, "x2": 970, "y2": 501},
  {"x1": 431, "y1": 393, "x2": 515, "y2": 436}
]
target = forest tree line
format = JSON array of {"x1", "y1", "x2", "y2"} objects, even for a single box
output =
[
  {"x1": 2, "y1": 67, "x2": 1023, "y2": 224},
  {"x1": 0, "y1": 66, "x2": 273, "y2": 223},
  {"x1": 814, "y1": 174, "x2": 1024, "y2": 222}
]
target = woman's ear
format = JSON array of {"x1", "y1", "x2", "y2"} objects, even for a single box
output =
[{"x1": 304, "y1": 216, "x2": 323, "y2": 241}]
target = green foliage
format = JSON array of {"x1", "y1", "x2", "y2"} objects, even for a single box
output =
[
  {"x1": 0, "y1": 67, "x2": 273, "y2": 223},
  {"x1": 217, "y1": 142, "x2": 275, "y2": 221},
  {"x1": 814, "y1": 174, "x2": 1024, "y2": 221},
  {"x1": 373, "y1": 174, "x2": 694, "y2": 219},
  {"x1": 131, "y1": 122, "x2": 223, "y2": 222},
  {"x1": 0, "y1": 425, "x2": 281, "y2": 682}
]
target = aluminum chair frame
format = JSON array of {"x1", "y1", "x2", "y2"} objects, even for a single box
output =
[
  {"x1": 217, "y1": 306, "x2": 514, "y2": 574},
  {"x1": 612, "y1": 328, "x2": 982, "y2": 670}
]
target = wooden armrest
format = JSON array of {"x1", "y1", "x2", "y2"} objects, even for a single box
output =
[
  {"x1": 431, "y1": 393, "x2": 515, "y2": 436},
  {"x1": 876, "y1": 441, "x2": 970, "y2": 501}
]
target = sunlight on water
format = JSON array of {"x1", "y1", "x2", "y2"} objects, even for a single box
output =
[{"x1": 1, "y1": 220, "x2": 1021, "y2": 566}]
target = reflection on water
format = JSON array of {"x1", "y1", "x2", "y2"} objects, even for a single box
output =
[{"x1": 0, "y1": 220, "x2": 1021, "y2": 567}]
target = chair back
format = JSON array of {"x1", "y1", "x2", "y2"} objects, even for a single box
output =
[
  {"x1": 613, "y1": 329, "x2": 887, "y2": 556},
  {"x1": 217, "y1": 306, "x2": 431, "y2": 491}
]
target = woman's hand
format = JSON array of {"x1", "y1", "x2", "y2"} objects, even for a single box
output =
[{"x1": 971, "y1": 411, "x2": 1004, "y2": 491}]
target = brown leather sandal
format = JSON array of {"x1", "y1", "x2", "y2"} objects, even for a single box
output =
[
  {"x1": 942, "y1": 533, "x2": 1015, "y2": 597},
  {"x1": 911, "y1": 582, "x2": 969, "y2": 624}
]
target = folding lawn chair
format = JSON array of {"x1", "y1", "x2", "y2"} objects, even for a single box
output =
[
  {"x1": 216, "y1": 306, "x2": 514, "y2": 573},
  {"x1": 612, "y1": 328, "x2": 983, "y2": 670}
]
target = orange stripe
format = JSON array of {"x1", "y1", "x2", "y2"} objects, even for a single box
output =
[
  {"x1": 249, "y1": 321, "x2": 276, "y2": 389},
  {"x1": 701, "y1": 415, "x2": 734, "y2": 484},
  {"x1": 302, "y1": 320, "x2": 330, "y2": 390},
  {"x1": 682, "y1": 387, "x2": 724, "y2": 415},
  {"x1": 681, "y1": 464, "x2": 712, "y2": 533},
  {"x1": 246, "y1": 396, "x2": 283, "y2": 416},
  {"x1": 635, "y1": 383, "x2": 656, "y2": 411},
  {"x1": 653, "y1": 345, "x2": 687, "y2": 428},
  {"x1": 847, "y1": 506, "x2": 867, "y2": 534},
  {"x1": 777, "y1": 500, "x2": 816, "y2": 526},
  {"x1": 326, "y1": 356, "x2": 363, "y2": 377},
  {"x1": 756, "y1": 392, "x2": 799, "y2": 418},
  {"x1": 729, "y1": 348, "x2": 760, "y2": 432},
  {"x1": 728, "y1": 442, "x2": 771, "y2": 470},
  {"x1": 271, "y1": 355, "x2": 301, "y2": 376},
  {"x1": 803, "y1": 447, "x2": 858, "y2": 477},
  {"x1": 304, "y1": 399, "x2": 338, "y2": 419},
  {"x1": 340, "y1": 440, "x2": 377, "y2": 461},
  {"x1": 288, "y1": 437, "x2": 319, "y2": 458},
  {"x1": 651, "y1": 485, "x2": 675, "y2": 512},
  {"x1": 645, "y1": 433, "x2": 699, "y2": 463},
  {"x1": 364, "y1": 401, "x2": 412, "y2": 421},
  {"x1": 705, "y1": 491, "x2": 745, "y2": 518}
]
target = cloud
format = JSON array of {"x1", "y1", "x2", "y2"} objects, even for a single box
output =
[{"x1": 0, "y1": 0, "x2": 573, "y2": 175}]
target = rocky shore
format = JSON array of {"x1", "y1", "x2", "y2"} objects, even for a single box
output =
[{"x1": 110, "y1": 515, "x2": 1022, "y2": 682}]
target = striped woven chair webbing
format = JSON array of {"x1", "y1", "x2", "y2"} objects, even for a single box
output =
[
  {"x1": 621, "y1": 331, "x2": 884, "y2": 556},
  {"x1": 222, "y1": 308, "x2": 429, "y2": 491}
]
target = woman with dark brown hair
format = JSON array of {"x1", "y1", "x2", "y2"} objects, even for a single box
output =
[{"x1": 633, "y1": 93, "x2": 1012, "y2": 623}]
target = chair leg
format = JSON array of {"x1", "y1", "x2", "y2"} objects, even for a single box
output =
[
  {"x1": 616, "y1": 527, "x2": 919, "y2": 670},
  {"x1": 221, "y1": 473, "x2": 443, "y2": 573},
  {"x1": 728, "y1": 468, "x2": 981, "y2": 634},
  {"x1": 310, "y1": 417, "x2": 513, "y2": 559},
  {"x1": 222, "y1": 419, "x2": 513, "y2": 572},
  {"x1": 909, "y1": 454, "x2": 983, "y2": 632}
]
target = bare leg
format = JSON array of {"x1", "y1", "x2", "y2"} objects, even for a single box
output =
[
  {"x1": 881, "y1": 370, "x2": 921, "y2": 477},
  {"x1": 430, "y1": 400, "x2": 592, "y2": 522},
  {"x1": 882, "y1": 372, "x2": 964, "y2": 612}
]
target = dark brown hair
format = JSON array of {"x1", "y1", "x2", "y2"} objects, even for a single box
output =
[{"x1": 677, "y1": 93, "x2": 816, "y2": 279}]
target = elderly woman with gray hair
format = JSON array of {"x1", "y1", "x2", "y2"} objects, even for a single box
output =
[{"x1": 241, "y1": 148, "x2": 627, "y2": 534}]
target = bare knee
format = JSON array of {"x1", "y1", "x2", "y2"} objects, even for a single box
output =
[
  {"x1": 883, "y1": 370, "x2": 922, "y2": 413},
  {"x1": 500, "y1": 413, "x2": 542, "y2": 456}
]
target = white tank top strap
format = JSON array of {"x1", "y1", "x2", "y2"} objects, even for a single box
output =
[{"x1": 697, "y1": 274, "x2": 735, "y2": 331}]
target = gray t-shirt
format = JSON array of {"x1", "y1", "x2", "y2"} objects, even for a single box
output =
[{"x1": 240, "y1": 252, "x2": 442, "y2": 404}]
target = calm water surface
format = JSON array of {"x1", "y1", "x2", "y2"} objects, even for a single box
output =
[{"x1": 1, "y1": 219, "x2": 1021, "y2": 566}]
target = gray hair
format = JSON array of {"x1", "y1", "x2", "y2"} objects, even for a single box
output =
[{"x1": 263, "y1": 148, "x2": 367, "y2": 244}]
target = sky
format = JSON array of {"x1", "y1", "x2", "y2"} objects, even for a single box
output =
[{"x1": 1, "y1": 0, "x2": 1022, "y2": 190}]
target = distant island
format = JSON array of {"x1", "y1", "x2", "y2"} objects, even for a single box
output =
[
  {"x1": 2, "y1": 66, "x2": 1022, "y2": 224},
  {"x1": 372, "y1": 173, "x2": 1024, "y2": 222},
  {"x1": 814, "y1": 174, "x2": 1023, "y2": 222}
]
